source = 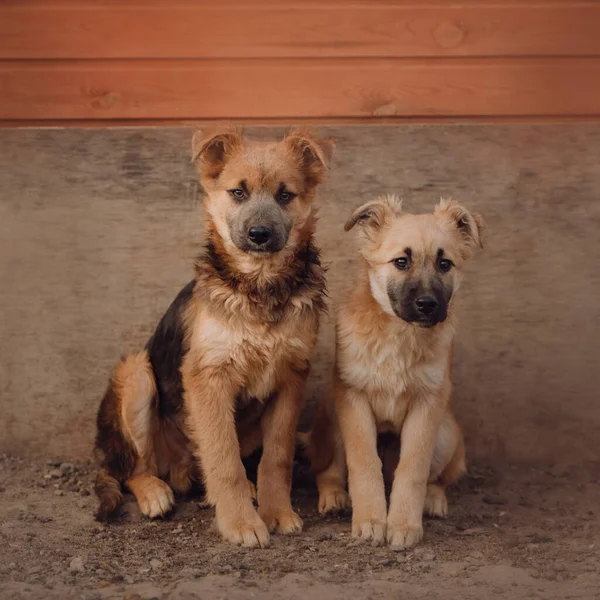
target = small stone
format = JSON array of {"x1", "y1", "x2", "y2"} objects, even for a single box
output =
[
  {"x1": 38, "y1": 515, "x2": 53, "y2": 523},
  {"x1": 482, "y1": 495, "x2": 507, "y2": 505},
  {"x1": 54, "y1": 490, "x2": 64, "y2": 497},
  {"x1": 458, "y1": 527, "x2": 484, "y2": 536},
  {"x1": 8, "y1": 562, "x2": 17, "y2": 570},
  {"x1": 28, "y1": 565, "x2": 43, "y2": 574},
  {"x1": 59, "y1": 462, "x2": 74, "y2": 474},
  {"x1": 69, "y1": 556, "x2": 85, "y2": 573},
  {"x1": 149, "y1": 559, "x2": 162, "y2": 570}
]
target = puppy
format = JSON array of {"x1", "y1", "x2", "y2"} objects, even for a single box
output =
[
  {"x1": 94, "y1": 127, "x2": 333, "y2": 548},
  {"x1": 309, "y1": 195, "x2": 483, "y2": 550}
]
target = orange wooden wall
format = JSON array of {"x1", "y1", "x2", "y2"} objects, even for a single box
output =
[{"x1": 2, "y1": 0, "x2": 600, "y2": 124}]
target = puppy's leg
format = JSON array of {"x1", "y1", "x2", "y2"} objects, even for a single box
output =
[
  {"x1": 257, "y1": 370, "x2": 306, "y2": 535},
  {"x1": 337, "y1": 386, "x2": 387, "y2": 545},
  {"x1": 424, "y1": 412, "x2": 466, "y2": 518},
  {"x1": 239, "y1": 425, "x2": 263, "y2": 504},
  {"x1": 387, "y1": 396, "x2": 445, "y2": 550},
  {"x1": 118, "y1": 352, "x2": 175, "y2": 518},
  {"x1": 183, "y1": 363, "x2": 269, "y2": 548},
  {"x1": 309, "y1": 403, "x2": 350, "y2": 515}
]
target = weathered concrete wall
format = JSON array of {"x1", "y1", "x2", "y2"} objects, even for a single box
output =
[{"x1": 1, "y1": 125, "x2": 599, "y2": 472}]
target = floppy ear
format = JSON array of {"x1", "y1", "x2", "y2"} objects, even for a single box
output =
[
  {"x1": 344, "y1": 195, "x2": 402, "y2": 234},
  {"x1": 435, "y1": 198, "x2": 485, "y2": 253},
  {"x1": 191, "y1": 126, "x2": 244, "y2": 179},
  {"x1": 284, "y1": 128, "x2": 335, "y2": 187}
]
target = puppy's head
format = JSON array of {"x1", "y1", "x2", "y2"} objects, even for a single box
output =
[
  {"x1": 345, "y1": 196, "x2": 484, "y2": 327},
  {"x1": 192, "y1": 126, "x2": 334, "y2": 256}
]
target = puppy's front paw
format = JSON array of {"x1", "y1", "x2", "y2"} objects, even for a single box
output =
[
  {"x1": 259, "y1": 507, "x2": 303, "y2": 535},
  {"x1": 217, "y1": 508, "x2": 270, "y2": 548},
  {"x1": 137, "y1": 479, "x2": 175, "y2": 519},
  {"x1": 352, "y1": 519, "x2": 387, "y2": 545},
  {"x1": 424, "y1": 484, "x2": 448, "y2": 518},
  {"x1": 386, "y1": 521, "x2": 423, "y2": 551},
  {"x1": 319, "y1": 488, "x2": 351, "y2": 515}
]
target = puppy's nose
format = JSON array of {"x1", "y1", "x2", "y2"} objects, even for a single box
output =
[
  {"x1": 248, "y1": 226, "x2": 272, "y2": 245},
  {"x1": 415, "y1": 295, "x2": 438, "y2": 315}
]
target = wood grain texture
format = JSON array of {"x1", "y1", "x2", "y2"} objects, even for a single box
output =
[
  {"x1": 2, "y1": 57, "x2": 600, "y2": 121},
  {"x1": 2, "y1": 4, "x2": 600, "y2": 59},
  {"x1": 1, "y1": 125, "x2": 599, "y2": 469}
]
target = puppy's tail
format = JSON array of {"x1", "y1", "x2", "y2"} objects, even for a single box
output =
[{"x1": 93, "y1": 353, "x2": 149, "y2": 521}]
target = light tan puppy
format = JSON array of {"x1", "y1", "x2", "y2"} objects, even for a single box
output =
[{"x1": 310, "y1": 195, "x2": 483, "y2": 550}]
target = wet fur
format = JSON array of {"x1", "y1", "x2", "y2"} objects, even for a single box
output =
[
  {"x1": 94, "y1": 127, "x2": 332, "y2": 547},
  {"x1": 309, "y1": 196, "x2": 483, "y2": 549}
]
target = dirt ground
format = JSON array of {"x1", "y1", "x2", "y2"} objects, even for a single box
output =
[{"x1": 0, "y1": 455, "x2": 598, "y2": 600}]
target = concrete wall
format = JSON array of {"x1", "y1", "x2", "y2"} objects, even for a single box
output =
[{"x1": 1, "y1": 125, "x2": 599, "y2": 472}]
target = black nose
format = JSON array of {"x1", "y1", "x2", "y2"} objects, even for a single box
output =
[
  {"x1": 415, "y1": 295, "x2": 438, "y2": 315},
  {"x1": 248, "y1": 226, "x2": 272, "y2": 245}
]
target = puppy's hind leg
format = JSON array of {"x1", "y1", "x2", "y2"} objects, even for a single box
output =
[
  {"x1": 424, "y1": 412, "x2": 466, "y2": 519},
  {"x1": 307, "y1": 404, "x2": 351, "y2": 516},
  {"x1": 118, "y1": 351, "x2": 175, "y2": 518}
]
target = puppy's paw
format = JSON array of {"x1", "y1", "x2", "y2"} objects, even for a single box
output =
[
  {"x1": 318, "y1": 489, "x2": 351, "y2": 515},
  {"x1": 259, "y1": 507, "x2": 303, "y2": 535},
  {"x1": 217, "y1": 509, "x2": 270, "y2": 548},
  {"x1": 424, "y1": 484, "x2": 448, "y2": 518},
  {"x1": 137, "y1": 479, "x2": 175, "y2": 519},
  {"x1": 386, "y1": 521, "x2": 423, "y2": 551},
  {"x1": 351, "y1": 519, "x2": 387, "y2": 545}
]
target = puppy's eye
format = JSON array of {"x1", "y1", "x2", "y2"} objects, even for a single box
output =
[
  {"x1": 438, "y1": 258, "x2": 453, "y2": 273},
  {"x1": 277, "y1": 190, "x2": 296, "y2": 204},
  {"x1": 229, "y1": 188, "x2": 246, "y2": 201},
  {"x1": 394, "y1": 257, "x2": 409, "y2": 270}
]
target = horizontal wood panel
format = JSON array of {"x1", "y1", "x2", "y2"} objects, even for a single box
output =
[
  {"x1": 2, "y1": 5, "x2": 600, "y2": 59},
  {"x1": 2, "y1": 58, "x2": 600, "y2": 121}
]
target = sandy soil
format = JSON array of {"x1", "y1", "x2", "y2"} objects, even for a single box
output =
[{"x1": 0, "y1": 454, "x2": 598, "y2": 599}]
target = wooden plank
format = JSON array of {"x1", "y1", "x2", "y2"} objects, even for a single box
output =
[
  {"x1": 2, "y1": 58, "x2": 600, "y2": 121},
  {"x1": 2, "y1": 4, "x2": 600, "y2": 59}
]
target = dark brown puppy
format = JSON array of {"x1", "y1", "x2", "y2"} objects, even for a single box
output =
[{"x1": 94, "y1": 127, "x2": 333, "y2": 548}]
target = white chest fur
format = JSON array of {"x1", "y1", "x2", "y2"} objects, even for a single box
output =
[
  {"x1": 337, "y1": 314, "x2": 452, "y2": 428},
  {"x1": 190, "y1": 312, "x2": 313, "y2": 399}
]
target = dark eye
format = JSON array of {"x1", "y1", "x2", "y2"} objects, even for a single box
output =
[
  {"x1": 229, "y1": 188, "x2": 246, "y2": 201},
  {"x1": 438, "y1": 258, "x2": 453, "y2": 273},
  {"x1": 277, "y1": 190, "x2": 296, "y2": 204},
  {"x1": 394, "y1": 257, "x2": 409, "y2": 270}
]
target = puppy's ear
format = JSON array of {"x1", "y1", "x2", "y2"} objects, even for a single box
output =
[
  {"x1": 191, "y1": 126, "x2": 244, "y2": 179},
  {"x1": 284, "y1": 128, "x2": 335, "y2": 187},
  {"x1": 435, "y1": 198, "x2": 485, "y2": 254},
  {"x1": 344, "y1": 195, "x2": 402, "y2": 234}
]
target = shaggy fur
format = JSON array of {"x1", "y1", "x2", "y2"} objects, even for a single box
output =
[
  {"x1": 94, "y1": 126, "x2": 333, "y2": 548},
  {"x1": 309, "y1": 195, "x2": 483, "y2": 550}
]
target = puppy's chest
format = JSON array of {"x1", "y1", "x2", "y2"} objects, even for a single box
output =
[
  {"x1": 192, "y1": 314, "x2": 314, "y2": 397},
  {"x1": 339, "y1": 329, "x2": 447, "y2": 401}
]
